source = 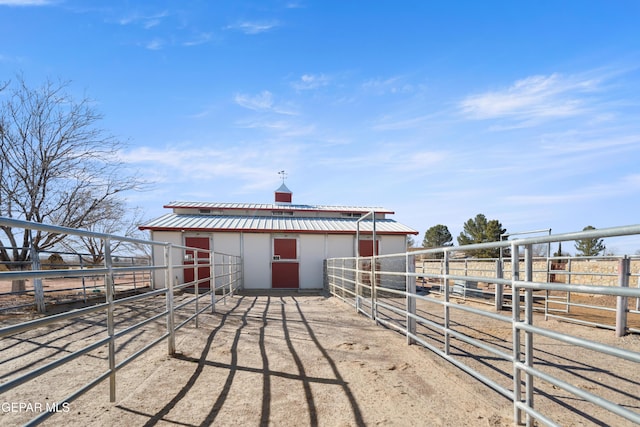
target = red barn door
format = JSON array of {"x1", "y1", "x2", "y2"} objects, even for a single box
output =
[
  {"x1": 184, "y1": 236, "x2": 211, "y2": 289},
  {"x1": 272, "y1": 238, "x2": 299, "y2": 289},
  {"x1": 358, "y1": 239, "x2": 379, "y2": 257}
]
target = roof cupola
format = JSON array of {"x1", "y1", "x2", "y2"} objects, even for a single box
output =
[
  {"x1": 275, "y1": 170, "x2": 292, "y2": 204},
  {"x1": 275, "y1": 183, "x2": 292, "y2": 204}
]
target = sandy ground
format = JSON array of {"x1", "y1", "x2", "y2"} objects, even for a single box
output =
[{"x1": 0, "y1": 292, "x2": 639, "y2": 426}]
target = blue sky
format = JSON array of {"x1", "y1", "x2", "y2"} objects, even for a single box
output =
[{"x1": 2, "y1": 0, "x2": 640, "y2": 254}]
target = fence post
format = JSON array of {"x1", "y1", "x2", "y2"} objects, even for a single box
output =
[
  {"x1": 194, "y1": 250, "x2": 199, "y2": 328},
  {"x1": 371, "y1": 255, "x2": 377, "y2": 322},
  {"x1": 228, "y1": 255, "x2": 233, "y2": 300},
  {"x1": 616, "y1": 256, "x2": 630, "y2": 337},
  {"x1": 566, "y1": 258, "x2": 572, "y2": 313},
  {"x1": 29, "y1": 234, "x2": 46, "y2": 313},
  {"x1": 210, "y1": 251, "x2": 216, "y2": 314},
  {"x1": 355, "y1": 257, "x2": 361, "y2": 313},
  {"x1": 524, "y1": 244, "x2": 534, "y2": 427},
  {"x1": 495, "y1": 259, "x2": 503, "y2": 311},
  {"x1": 637, "y1": 272, "x2": 640, "y2": 312},
  {"x1": 79, "y1": 254, "x2": 87, "y2": 303},
  {"x1": 133, "y1": 269, "x2": 137, "y2": 291},
  {"x1": 164, "y1": 244, "x2": 176, "y2": 355},
  {"x1": 406, "y1": 253, "x2": 416, "y2": 345},
  {"x1": 511, "y1": 243, "x2": 523, "y2": 425},
  {"x1": 342, "y1": 258, "x2": 346, "y2": 301},
  {"x1": 443, "y1": 251, "x2": 450, "y2": 355},
  {"x1": 236, "y1": 255, "x2": 241, "y2": 293},
  {"x1": 104, "y1": 238, "x2": 117, "y2": 402}
]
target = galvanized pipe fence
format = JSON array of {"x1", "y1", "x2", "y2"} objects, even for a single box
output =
[
  {"x1": 416, "y1": 255, "x2": 640, "y2": 332},
  {"x1": 0, "y1": 247, "x2": 152, "y2": 312},
  {"x1": 326, "y1": 224, "x2": 640, "y2": 427},
  {"x1": 417, "y1": 254, "x2": 640, "y2": 333},
  {"x1": 0, "y1": 216, "x2": 243, "y2": 426}
]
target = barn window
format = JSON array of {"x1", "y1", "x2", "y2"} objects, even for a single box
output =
[{"x1": 274, "y1": 238, "x2": 297, "y2": 259}]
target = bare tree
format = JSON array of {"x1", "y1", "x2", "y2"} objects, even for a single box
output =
[
  {"x1": 532, "y1": 243, "x2": 550, "y2": 257},
  {"x1": 61, "y1": 205, "x2": 148, "y2": 265},
  {"x1": 0, "y1": 75, "x2": 143, "y2": 291}
]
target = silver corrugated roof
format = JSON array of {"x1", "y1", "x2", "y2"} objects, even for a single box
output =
[
  {"x1": 140, "y1": 214, "x2": 418, "y2": 234},
  {"x1": 164, "y1": 201, "x2": 393, "y2": 214}
]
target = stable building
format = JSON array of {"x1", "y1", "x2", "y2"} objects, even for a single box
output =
[{"x1": 139, "y1": 184, "x2": 418, "y2": 290}]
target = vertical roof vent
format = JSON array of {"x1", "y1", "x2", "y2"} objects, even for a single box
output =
[
  {"x1": 275, "y1": 170, "x2": 292, "y2": 204},
  {"x1": 275, "y1": 183, "x2": 292, "y2": 204}
]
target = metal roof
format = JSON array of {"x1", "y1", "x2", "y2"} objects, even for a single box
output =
[
  {"x1": 275, "y1": 183, "x2": 291, "y2": 193},
  {"x1": 140, "y1": 213, "x2": 418, "y2": 235},
  {"x1": 163, "y1": 201, "x2": 394, "y2": 214}
]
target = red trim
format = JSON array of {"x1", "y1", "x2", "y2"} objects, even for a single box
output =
[{"x1": 139, "y1": 226, "x2": 418, "y2": 235}]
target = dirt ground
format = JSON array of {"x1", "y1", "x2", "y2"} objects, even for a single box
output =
[{"x1": 0, "y1": 292, "x2": 639, "y2": 426}]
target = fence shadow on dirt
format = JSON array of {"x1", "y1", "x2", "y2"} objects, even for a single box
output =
[{"x1": 115, "y1": 295, "x2": 366, "y2": 427}]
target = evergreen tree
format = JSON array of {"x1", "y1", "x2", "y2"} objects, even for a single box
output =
[
  {"x1": 554, "y1": 242, "x2": 562, "y2": 257},
  {"x1": 574, "y1": 226, "x2": 605, "y2": 256},
  {"x1": 422, "y1": 224, "x2": 453, "y2": 259},
  {"x1": 457, "y1": 214, "x2": 506, "y2": 258}
]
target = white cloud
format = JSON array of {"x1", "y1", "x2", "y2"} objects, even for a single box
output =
[
  {"x1": 186, "y1": 108, "x2": 211, "y2": 119},
  {"x1": 459, "y1": 72, "x2": 602, "y2": 124},
  {"x1": 622, "y1": 173, "x2": 640, "y2": 187},
  {"x1": 0, "y1": 0, "x2": 52, "y2": 5},
  {"x1": 400, "y1": 151, "x2": 448, "y2": 171},
  {"x1": 292, "y1": 73, "x2": 330, "y2": 90},
  {"x1": 144, "y1": 38, "x2": 164, "y2": 50},
  {"x1": 318, "y1": 146, "x2": 448, "y2": 174},
  {"x1": 506, "y1": 172, "x2": 640, "y2": 207},
  {"x1": 361, "y1": 76, "x2": 419, "y2": 95},
  {"x1": 118, "y1": 10, "x2": 169, "y2": 28},
  {"x1": 540, "y1": 133, "x2": 640, "y2": 154},
  {"x1": 226, "y1": 21, "x2": 278, "y2": 35},
  {"x1": 183, "y1": 32, "x2": 214, "y2": 47},
  {"x1": 236, "y1": 119, "x2": 315, "y2": 137},
  {"x1": 372, "y1": 112, "x2": 444, "y2": 131},
  {"x1": 234, "y1": 91, "x2": 274, "y2": 111},
  {"x1": 233, "y1": 91, "x2": 298, "y2": 115},
  {"x1": 121, "y1": 143, "x2": 303, "y2": 198}
]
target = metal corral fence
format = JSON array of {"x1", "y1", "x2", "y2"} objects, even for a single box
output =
[
  {"x1": 0, "y1": 216, "x2": 243, "y2": 426},
  {"x1": 417, "y1": 255, "x2": 640, "y2": 333},
  {"x1": 326, "y1": 224, "x2": 640, "y2": 427},
  {"x1": 0, "y1": 248, "x2": 152, "y2": 313}
]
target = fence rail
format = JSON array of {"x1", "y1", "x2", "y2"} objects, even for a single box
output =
[
  {"x1": 1, "y1": 245, "x2": 156, "y2": 313},
  {"x1": 326, "y1": 224, "x2": 640, "y2": 427},
  {"x1": 0, "y1": 216, "x2": 243, "y2": 426},
  {"x1": 416, "y1": 254, "x2": 640, "y2": 333}
]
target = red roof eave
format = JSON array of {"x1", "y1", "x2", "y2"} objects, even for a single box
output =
[{"x1": 139, "y1": 225, "x2": 418, "y2": 235}]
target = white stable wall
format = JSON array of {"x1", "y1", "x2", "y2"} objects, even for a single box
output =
[
  {"x1": 299, "y1": 234, "x2": 326, "y2": 289},
  {"x1": 149, "y1": 230, "x2": 185, "y2": 289},
  {"x1": 242, "y1": 233, "x2": 271, "y2": 289},
  {"x1": 147, "y1": 230, "x2": 409, "y2": 290},
  {"x1": 382, "y1": 235, "x2": 408, "y2": 255},
  {"x1": 327, "y1": 235, "x2": 354, "y2": 258}
]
